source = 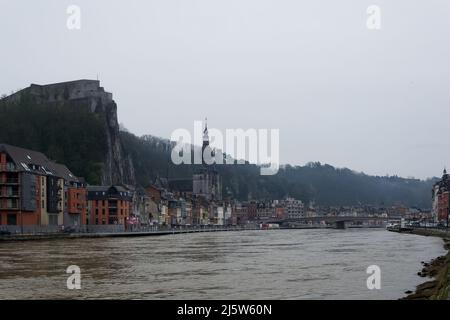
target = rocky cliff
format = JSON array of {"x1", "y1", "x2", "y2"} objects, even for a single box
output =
[
  {"x1": 100, "y1": 99, "x2": 136, "y2": 185},
  {"x1": 1, "y1": 79, "x2": 136, "y2": 185}
]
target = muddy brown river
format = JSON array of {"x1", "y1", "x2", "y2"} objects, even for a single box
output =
[{"x1": 0, "y1": 228, "x2": 445, "y2": 299}]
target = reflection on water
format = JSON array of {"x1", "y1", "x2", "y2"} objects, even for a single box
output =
[{"x1": 0, "y1": 229, "x2": 446, "y2": 299}]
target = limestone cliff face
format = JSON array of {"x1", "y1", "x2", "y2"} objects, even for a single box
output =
[
  {"x1": 100, "y1": 100, "x2": 136, "y2": 185},
  {"x1": 6, "y1": 79, "x2": 136, "y2": 185}
]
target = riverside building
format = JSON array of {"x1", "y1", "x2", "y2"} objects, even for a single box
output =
[{"x1": 0, "y1": 143, "x2": 86, "y2": 227}]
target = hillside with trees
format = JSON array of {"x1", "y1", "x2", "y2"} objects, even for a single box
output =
[
  {"x1": 120, "y1": 131, "x2": 436, "y2": 208},
  {"x1": 0, "y1": 94, "x2": 436, "y2": 208},
  {"x1": 0, "y1": 94, "x2": 108, "y2": 184}
]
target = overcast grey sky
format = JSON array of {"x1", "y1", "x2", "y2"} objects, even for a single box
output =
[{"x1": 1, "y1": 0, "x2": 449, "y2": 179}]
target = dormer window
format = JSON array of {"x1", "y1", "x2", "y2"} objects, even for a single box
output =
[
  {"x1": 20, "y1": 162, "x2": 30, "y2": 171},
  {"x1": 42, "y1": 166, "x2": 53, "y2": 175}
]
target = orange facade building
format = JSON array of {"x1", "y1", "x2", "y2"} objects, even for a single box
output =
[
  {"x1": 0, "y1": 144, "x2": 86, "y2": 227},
  {"x1": 67, "y1": 186, "x2": 88, "y2": 225},
  {"x1": 87, "y1": 186, "x2": 132, "y2": 225}
]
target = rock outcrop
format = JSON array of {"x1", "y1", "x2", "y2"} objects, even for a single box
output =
[
  {"x1": 4, "y1": 79, "x2": 136, "y2": 185},
  {"x1": 402, "y1": 237, "x2": 450, "y2": 300}
]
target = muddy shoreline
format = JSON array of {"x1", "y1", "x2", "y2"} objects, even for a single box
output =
[{"x1": 400, "y1": 231, "x2": 450, "y2": 300}]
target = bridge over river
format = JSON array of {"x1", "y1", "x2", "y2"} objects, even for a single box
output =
[{"x1": 267, "y1": 216, "x2": 389, "y2": 229}]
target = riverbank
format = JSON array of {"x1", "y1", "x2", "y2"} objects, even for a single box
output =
[
  {"x1": 0, "y1": 226, "x2": 263, "y2": 242},
  {"x1": 394, "y1": 228, "x2": 450, "y2": 300},
  {"x1": 0, "y1": 224, "x2": 385, "y2": 242}
]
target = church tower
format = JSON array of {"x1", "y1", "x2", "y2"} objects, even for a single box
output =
[
  {"x1": 202, "y1": 118, "x2": 209, "y2": 165},
  {"x1": 192, "y1": 118, "x2": 222, "y2": 201}
]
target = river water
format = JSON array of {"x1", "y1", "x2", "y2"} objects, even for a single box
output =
[{"x1": 0, "y1": 228, "x2": 446, "y2": 299}]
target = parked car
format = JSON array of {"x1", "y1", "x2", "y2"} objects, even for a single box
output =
[{"x1": 437, "y1": 222, "x2": 447, "y2": 229}]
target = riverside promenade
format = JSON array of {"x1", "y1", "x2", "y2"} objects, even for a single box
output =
[
  {"x1": 0, "y1": 225, "x2": 264, "y2": 242},
  {"x1": 0, "y1": 223, "x2": 384, "y2": 242}
]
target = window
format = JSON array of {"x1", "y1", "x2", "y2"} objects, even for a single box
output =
[{"x1": 7, "y1": 214, "x2": 17, "y2": 225}]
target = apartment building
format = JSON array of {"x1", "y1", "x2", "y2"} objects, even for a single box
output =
[
  {"x1": 87, "y1": 185, "x2": 132, "y2": 225},
  {"x1": 0, "y1": 144, "x2": 85, "y2": 226}
]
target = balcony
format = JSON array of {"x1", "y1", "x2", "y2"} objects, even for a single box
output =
[
  {"x1": 0, "y1": 164, "x2": 18, "y2": 172},
  {"x1": 0, "y1": 178, "x2": 19, "y2": 185},
  {"x1": 108, "y1": 201, "x2": 118, "y2": 209},
  {"x1": 0, "y1": 192, "x2": 20, "y2": 198},
  {"x1": 0, "y1": 203, "x2": 20, "y2": 210}
]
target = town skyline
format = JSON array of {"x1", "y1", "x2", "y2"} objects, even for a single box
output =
[{"x1": 1, "y1": 78, "x2": 446, "y2": 182}]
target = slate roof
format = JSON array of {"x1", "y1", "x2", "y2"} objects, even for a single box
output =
[
  {"x1": 87, "y1": 185, "x2": 133, "y2": 201},
  {"x1": 0, "y1": 143, "x2": 80, "y2": 182},
  {"x1": 169, "y1": 178, "x2": 193, "y2": 192}
]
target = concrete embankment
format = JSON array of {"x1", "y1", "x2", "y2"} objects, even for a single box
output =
[
  {"x1": 0, "y1": 227, "x2": 263, "y2": 242},
  {"x1": 394, "y1": 228, "x2": 450, "y2": 300},
  {"x1": 0, "y1": 226, "x2": 325, "y2": 242},
  {"x1": 0, "y1": 225, "x2": 384, "y2": 242}
]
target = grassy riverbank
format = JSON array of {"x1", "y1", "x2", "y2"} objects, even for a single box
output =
[{"x1": 400, "y1": 229, "x2": 450, "y2": 300}]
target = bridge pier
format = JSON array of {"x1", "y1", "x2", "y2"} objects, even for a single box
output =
[{"x1": 334, "y1": 221, "x2": 346, "y2": 229}]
